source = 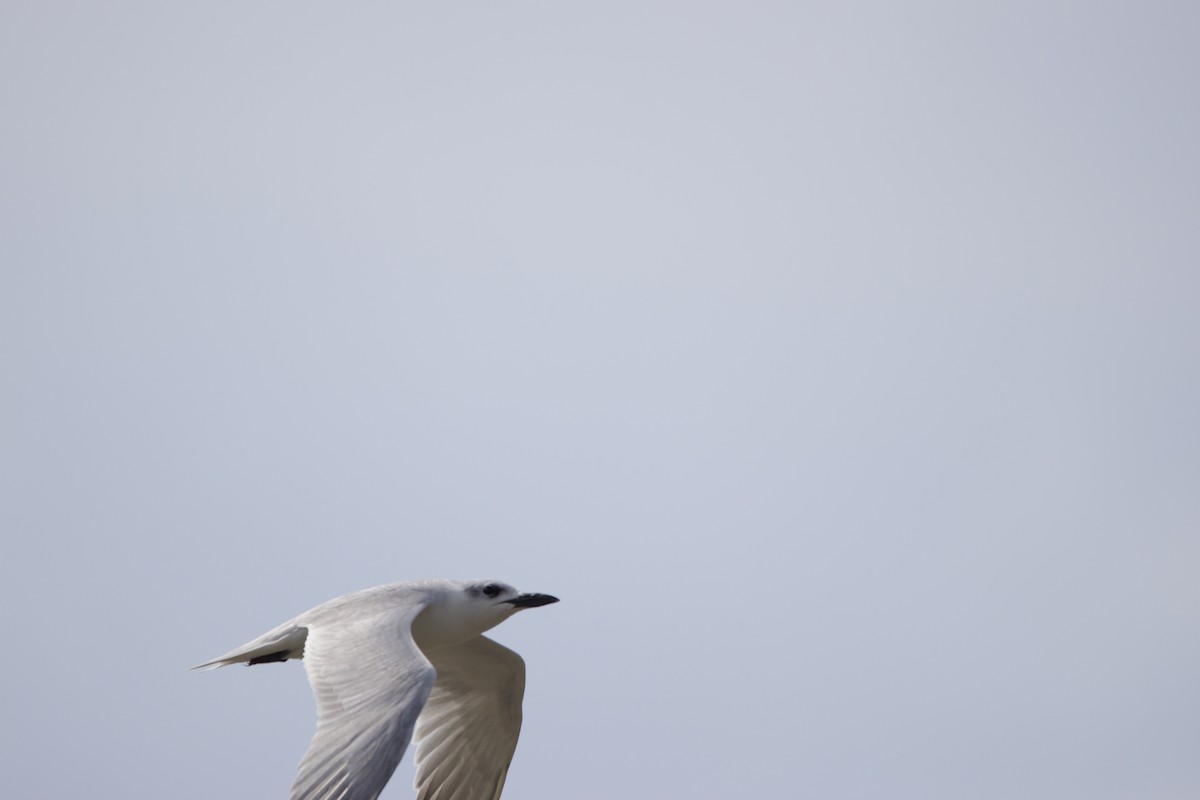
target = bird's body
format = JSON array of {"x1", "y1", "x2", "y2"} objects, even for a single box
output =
[{"x1": 194, "y1": 579, "x2": 558, "y2": 800}]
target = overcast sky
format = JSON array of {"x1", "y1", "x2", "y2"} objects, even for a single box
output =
[{"x1": 2, "y1": 2, "x2": 1198, "y2": 799}]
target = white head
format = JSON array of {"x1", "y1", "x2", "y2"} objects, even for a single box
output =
[{"x1": 410, "y1": 579, "x2": 559, "y2": 650}]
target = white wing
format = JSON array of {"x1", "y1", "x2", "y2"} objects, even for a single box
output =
[
  {"x1": 412, "y1": 636, "x2": 526, "y2": 800},
  {"x1": 292, "y1": 607, "x2": 436, "y2": 800}
]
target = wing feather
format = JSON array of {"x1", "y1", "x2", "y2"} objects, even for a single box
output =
[
  {"x1": 291, "y1": 608, "x2": 436, "y2": 800},
  {"x1": 412, "y1": 636, "x2": 526, "y2": 800}
]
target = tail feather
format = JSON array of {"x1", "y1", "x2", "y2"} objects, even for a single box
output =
[{"x1": 191, "y1": 623, "x2": 309, "y2": 670}]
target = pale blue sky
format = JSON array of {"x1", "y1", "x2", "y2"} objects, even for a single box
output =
[{"x1": 2, "y1": 2, "x2": 1198, "y2": 798}]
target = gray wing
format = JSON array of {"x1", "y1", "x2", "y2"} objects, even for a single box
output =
[
  {"x1": 292, "y1": 608, "x2": 436, "y2": 800},
  {"x1": 412, "y1": 636, "x2": 526, "y2": 800}
]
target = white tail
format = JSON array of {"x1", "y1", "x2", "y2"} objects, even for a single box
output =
[{"x1": 191, "y1": 622, "x2": 309, "y2": 670}]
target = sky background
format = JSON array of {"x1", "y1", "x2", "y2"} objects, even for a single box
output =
[{"x1": 2, "y1": 2, "x2": 1198, "y2": 798}]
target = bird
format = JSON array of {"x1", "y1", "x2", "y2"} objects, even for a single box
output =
[{"x1": 193, "y1": 579, "x2": 559, "y2": 800}]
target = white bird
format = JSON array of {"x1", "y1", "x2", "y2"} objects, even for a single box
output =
[{"x1": 194, "y1": 579, "x2": 559, "y2": 800}]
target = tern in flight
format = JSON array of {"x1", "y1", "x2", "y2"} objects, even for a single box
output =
[{"x1": 194, "y1": 579, "x2": 559, "y2": 800}]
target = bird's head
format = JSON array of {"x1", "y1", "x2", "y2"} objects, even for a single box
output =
[{"x1": 411, "y1": 580, "x2": 559, "y2": 650}]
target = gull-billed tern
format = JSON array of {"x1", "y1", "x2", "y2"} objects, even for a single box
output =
[{"x1": 194, "y1": 579, "x2": 559, "y2": 800}]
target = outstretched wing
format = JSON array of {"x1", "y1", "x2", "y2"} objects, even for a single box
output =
[
  {"x1": 292, "y1": 608, "x2": 436, "y2": 800},
  {"x1": 412, "y1": 635, "x2": 526, "y2": 800}
]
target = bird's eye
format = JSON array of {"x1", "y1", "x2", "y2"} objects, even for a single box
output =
[{"x1": 481, "y1": 584, "x2": 501, "y2": 598}]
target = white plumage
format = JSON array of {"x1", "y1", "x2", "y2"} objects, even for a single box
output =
[{"x1": 194, "y1": 579, "x2": 558, "y2": 800}]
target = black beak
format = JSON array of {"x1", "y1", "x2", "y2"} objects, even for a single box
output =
[{"x1": 506, "y1": 593, "x2": 559, "y2": 608}]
